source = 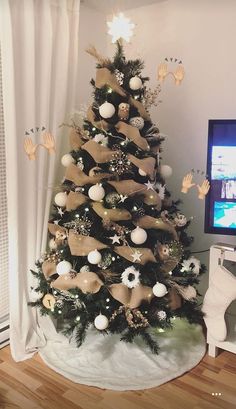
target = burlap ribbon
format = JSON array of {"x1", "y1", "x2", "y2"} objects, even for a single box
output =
[
  {"x1": 95, "y1": 68, "x2": 150, "y2": 121},
  {"x1": 68, "y1": 231, "x2": 108, "y2": 256},
  {"x1": 87, "y1": 106, "x2": 110, "y2": 131},
  {"x1": 134, "y1": 216, "x2": 178, "y2": 240},
  {"x1": 42, "y1": 260, "x2": 57, "y2": 279},
  {"x1": 48, "y1": 223, "x2": 67, "y2": 236},
  {"x1": 108, "y1": 283, "x2": 153, "y2": 309},
  {"x1": 65, "y1": 164, "x2": 111, "y2": 186},
  {"x1": 69, "y1": 128, "x2": 84, "y2": 150},
  {"x1": 168, "y1": 288, "x2": 182, "y2": 310},
  {"x1": 128, "y1": 155, "x2": 155, "y2": 178},
  {"x1": 66, "y1": 191, "x2": 88, "y2": 211},
  {"x1": 92, "y1": 202, "x2": 131, "y2": 221},
  {"x1": 114, "y1": 246, "x2": 156, "y2": 264},
  {"x1": 51, "y1": 271, "x2": 103, "y2": 293},
  {"x1": 108, "y1": 179, "x2": 161, "y2": 208},
  {"x1": 115, "y1": 122, "x2": 149, "y2": 151},
  {"x1": 81, "y1": 140, "x2": 118, "y2": 163}
]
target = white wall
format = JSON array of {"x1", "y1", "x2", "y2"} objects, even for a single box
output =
[{"x1": 107, "y1": 0, "x2": 236, "y2": 292}]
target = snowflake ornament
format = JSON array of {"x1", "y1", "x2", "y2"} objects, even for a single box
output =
[
  {"x1": 155, "y1": 183, "x2": 165, "y2": 200},
  {"x1": 93, "y1": 133, "x2": 108, "y2": 146},
  {"x1": 63, "y1": 215, "x2": 92, "y2": 236},
  {"x1": 157, "y1": 310, "x2": 167, "y2": 320},
  {"x1": 121, "y1": 266, "x2": 140, "y2": 288},
  {"x1": 115, "y1": 69, "x2": 124, "y2": 85}
]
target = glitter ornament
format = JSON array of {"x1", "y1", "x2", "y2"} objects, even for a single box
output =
[
  {"x1": 88, "y1": 184, "x2": 105, "y2": 201},
  {"x1": 54, "y1": 192, "x2": 67, "y2": 207},
  {"x1": 99, "y1": 102, "x2": 115, "y2": 119},
  {"x1": 104, "y1": 192, "x2": 120, "y2": 208},
  {"x1": 118, "y1": 103, "x2": 130, "y2": 120},
  {"x1": 94, "y1": 314, "x2": 109, "y2": 330},
  {"x1": 155, "y1": 183, "x2": 166, "y2": 200},
  {"x1": 76, "y1": 157, "x2": 84, "y2": 170},
  {"x1": 129, "y1": 76, "x2": 142, "y2": 90},
  {"x1": 64, "y1": 215, "x2": 92, "y2": 236},
  {"x1": 153, "y1": 282, "x2": 168, "y2": 297},
  {"x1": 61, "y1": 154, "x2": 75, "y2": 167},
  {"x1": 130, "y1": 226, "x2": 147, "y2": 245},
  {"x1": 157, "y1": 310, "x2": 167, "y2": 320},
  {"x1": 49, "y1": 238, "x2": 57, "y2": 250},
  {"x1": 109, "y1": 150, "x2": 131, "y2": 175},
  {"x1": 87, "y1": 249, "x2": 102, "y2": 265},
  {"x1": 98, "y1": 251, "x2": 113, "y2": 269},
  {"x1": 115, "y1": 69, "x2": 124, "y2": 85},
  {"x1": 56, "y1": 260, "x2": 72, "y2": 275},
  {"x1": 160, "y1": 164, "x2": 173, "y2": 178},
  {"x1": 129, "y1": 116, "x2": 145, "y2": 130}
]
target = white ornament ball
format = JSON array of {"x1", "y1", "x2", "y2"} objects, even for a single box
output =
[
  {"x1": 87, "y1": 249, "x2": 102, "y2": 265},
  {"x1": 129, "y1": 116, "x2": 145, "y2": 130},
  {"x1": 99, "y1": 102, "x2": 115, "y2": 119},
  {"x1": 61, "y1": 154, "x2": 75, "y2": 167},
  {"x1": 130, "y1": 226, "x2": 147, "y2": 245},
  {"x1": 56, "y1": 260, "x2": 72, "y2": 275},
  {"x1": 49, "y1": 238, "x2": 57, "y2": 250},
  {"x1": 160, "y1": 164, "x2": 173, "y2": 178},
  {"x1": 88, "y1": 184, "x2": 105, "y2": 201},
  {"x1": 129, "y1": 76, "x2": 142, "y2": 90},
  {"x1": 138, "y1": 168, "x2": 147, "y2": 177},
  {"x1": 54, "y1": 192, "x2": 67, "y2": 207},
  {"x1": 153, "y1": 282, "x2": 168, "y2": 297},
  {"x1": 94, "y1": 314, "x2": 109, "y2": 330}
]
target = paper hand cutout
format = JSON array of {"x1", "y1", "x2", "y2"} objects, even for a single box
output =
[
  {"x1": 197, "y1": 179, "x2": 210, "y2": 200},
  {"x1": 42, "y1": 132, "x2": 56, "y2": 155},
  {"x1": 181, "y1": 173, "x2": 195, "y2": 193},
  {"x1": 157, "y1": 62, "x2": 168, "y2": 82},
  {"x1": 24, "y1": 137, "x2": 38, "y2": 160},
  {"x1": 174, "y1": 65, "x2": 185, "y2": 85}
]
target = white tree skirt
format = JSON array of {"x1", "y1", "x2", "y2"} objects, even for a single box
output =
[{"x1": 39, "y1": 318, "x2": 206, "y2": 391}]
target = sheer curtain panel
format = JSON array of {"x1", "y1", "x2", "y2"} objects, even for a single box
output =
[{"x1": 0, "y1": 0, "x2": 80, "y2": 361}]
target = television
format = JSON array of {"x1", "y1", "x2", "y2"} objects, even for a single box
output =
[{"x1": 205, "y1": 119, "x2": 236, "y2": 235}]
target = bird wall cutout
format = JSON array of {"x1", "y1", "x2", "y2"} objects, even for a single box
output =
[
  {"x1": 157, "y1": 58, "x2": 185, "y2": 85},
  {"x1": 181, "y1": 172, "x2": 210, "y2": 199},
  {"x1": 24, "y1": 131, "x2": 56, "y2": 160}
]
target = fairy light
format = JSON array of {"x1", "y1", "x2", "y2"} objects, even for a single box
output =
[{"x1": 107, "y1": 13, "x2": 135, "y2": 43}]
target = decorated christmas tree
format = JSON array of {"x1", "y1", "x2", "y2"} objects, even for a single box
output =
[{"x1": 30, "y1": 42, "x2": 205, "y2": 354}]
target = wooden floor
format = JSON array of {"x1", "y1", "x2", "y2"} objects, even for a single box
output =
[{"x1": 0, "y1": 345, "x2": 235, "y2": 409}]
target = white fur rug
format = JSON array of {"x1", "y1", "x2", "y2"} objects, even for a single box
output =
[{"x1": 39, "y1": 318, "x2": 206, "y2": 390}]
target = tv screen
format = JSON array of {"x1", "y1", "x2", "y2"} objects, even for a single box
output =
[{"x1": 205, "y1": 120, "x2": 236, "y2": 235}]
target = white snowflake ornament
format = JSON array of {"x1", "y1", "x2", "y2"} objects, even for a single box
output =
[{"x1": 181, "y1": 256, "x2": 201, "y2": 275}]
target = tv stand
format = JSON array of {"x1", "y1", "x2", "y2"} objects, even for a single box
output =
[{"x1": 206, "y1": 243, "x2": 236, "y2": 357}]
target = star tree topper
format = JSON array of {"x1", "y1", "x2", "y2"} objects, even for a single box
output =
[{"x1": 107, "y1": 13, "x2": 135, "y2": 43}]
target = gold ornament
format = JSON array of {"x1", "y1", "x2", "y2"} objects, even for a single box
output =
[{"x1": 42, "y1": 294, "x2": 56, "y2": 309}]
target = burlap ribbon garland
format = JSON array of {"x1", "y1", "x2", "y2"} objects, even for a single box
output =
[
  {"x1": 68, "y1": 231, "x2": 108, "y2": 256},
  {"x1": 134, "y1": 215, "x2": 178, "y2": 241},
  {"x1": 92, "y1": 202, "x2": 132, "y2": 221},
  {"x1": 128, "y1": 155, "x2": 155, "y2": 178},
  {"x1": 69, "y1": 128, "x2": 84, "y2": 150},
  {"x1": 51, "y1": 271, "x2": 103, "y2": 293},
  {"x1": 168, "y1": 288, "x2": 182, "y2": 310},
  {"x1": 66, "y1": 191, "x2": 88, "y2": 211},
  {"x1": 87, "y1": 106, "x2": 111, "y2": 131},
  {"x1": 108, "y1": 179, "x2": 162, "y2": 208},
  {"x1": 81, "y1": 140, "x2": 118, "y2": 163},
  {"x1": 42, "y1": 260, "x2": 57, "y2": 279},
  {"x1": 48, "y1": 223, "x2": 67, "y2": 236},
  {"x1": 115, "y1": 121, "x2": 149, "y2": 151},
  {"x1": 114, "y1": 246, "x2": 156, "y2": 264},
  {"x1": 65, "y1": 163, "x2": 111, "y2": 186},
  {"x1": 95, "y1": 68, "x2": 150, "y2": 121},
  {"x1": 108, "y1": 283, "x2": 154, "y2": 309}
]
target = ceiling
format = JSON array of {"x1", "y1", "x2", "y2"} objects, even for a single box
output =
[{"x1": 81, "y1": 0, "x2": 166, "y2": 13}]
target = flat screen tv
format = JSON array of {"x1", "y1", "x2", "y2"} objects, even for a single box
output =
[{"x1": 205, "y1": 119, "x2": 236, "y2": 235}]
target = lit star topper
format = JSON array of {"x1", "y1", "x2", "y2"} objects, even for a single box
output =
[{"x1": 107, "y1": 13, "x2": 135, "y2": 43}]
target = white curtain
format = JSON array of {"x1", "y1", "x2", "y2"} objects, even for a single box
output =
[{"x1": 0, "y1": 0, "x2": 80, "y2": 361}]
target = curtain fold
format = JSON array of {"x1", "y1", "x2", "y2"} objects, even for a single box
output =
[{"x1": 0, "y1": 0, "x2": 80, "y2": 361}]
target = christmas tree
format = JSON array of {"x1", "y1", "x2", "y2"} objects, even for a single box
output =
[{"x1": 30, "y1": 42, "x2": 205, "y2": 354}]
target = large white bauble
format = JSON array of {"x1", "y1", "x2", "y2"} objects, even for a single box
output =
[
  {"x1": 88, "y1": 184, "x2": 105, "y2": 201},
  {"x1": 129, "y1": 76, "x2": 142, "y2": 90},
  {"x1": 160, "y1": 164, "x2": 173, "y2": 178},
  {"x1": 87, "y1": 249, "x2": 102, "y2": 265},
  {"x1": 61, "y1": 153, "x2": 75, "y2": 167},
  {"x1": 49, "y1": 238, "x2": 57, "y2": 250},
  {"x1": 129, "y1": 116, "x2": 145, "y2": 130},
  {"x1": 130, "y1": 226, "x2": 147, "y2": 245},
  {"x1": 56, "y1": 260, "x2": 72, "y2": 275},
  {"x1": 138, "y1": 168, "x2": 147, "y2": 177},
  {"x1": 153, "y1": 282, "x2": 168, "y2": 297},
  {"x1": 94, "y1": 314, "x2": 109, "y2": 330},
  {"x1": 54, "y1": 192, "x2": 67, "y2": 207},
  {"x1": 99, "y1": 102, "x2": 115, "y2": 119}
]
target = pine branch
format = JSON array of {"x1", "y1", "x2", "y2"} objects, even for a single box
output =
[{"x1": 141, "y1": 331, "x2": 159, "y2": 354}]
